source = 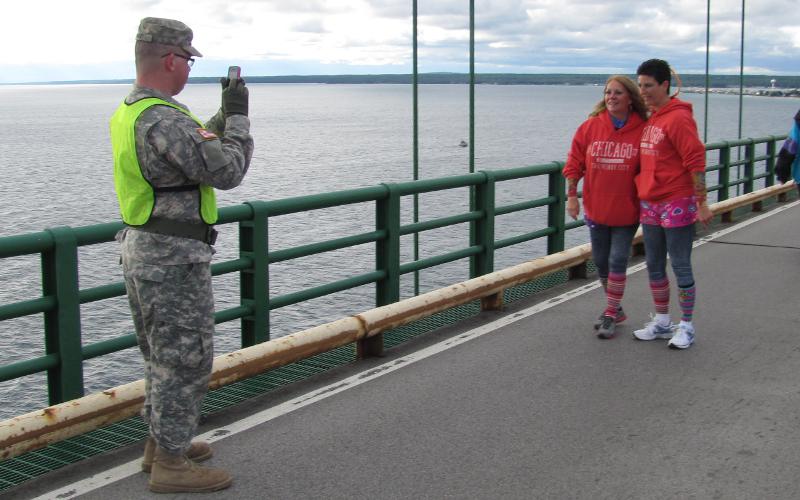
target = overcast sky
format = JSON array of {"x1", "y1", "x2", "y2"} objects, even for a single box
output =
[{"x1": 1, "y1": 0, "x2": 798, "y2": 83}]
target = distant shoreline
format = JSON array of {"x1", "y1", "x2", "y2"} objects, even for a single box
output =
[
  {"x1": 4, "y1": 72, "x2": 800, "y2": 95},
  {"x1": 682, "y1": 87, "x2": 800, "y2": 97}
]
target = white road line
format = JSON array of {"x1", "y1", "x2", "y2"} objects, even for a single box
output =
[{"x1": 33, "y1": 199, "x2": 799, "y2": 499}]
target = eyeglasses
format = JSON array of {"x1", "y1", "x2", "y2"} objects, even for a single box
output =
[{"x1": 161, "y1": 52, "x2": 195, "y2": 67}]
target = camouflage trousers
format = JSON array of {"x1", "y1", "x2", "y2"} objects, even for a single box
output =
[{"x1": 122, "y1": 257, "x2": 215, "y2": 456}]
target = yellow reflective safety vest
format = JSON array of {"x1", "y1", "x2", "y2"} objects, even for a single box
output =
[{"x1": 110, "y1": 97, "x2": 217, "y2": 225}]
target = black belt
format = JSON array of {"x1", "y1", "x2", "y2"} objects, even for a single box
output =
[{"x1": 129, "y1": 217, "x2": 218, "y2": 245}]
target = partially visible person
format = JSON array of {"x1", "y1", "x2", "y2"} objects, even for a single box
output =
[
  {"x1": 775, "y1": 108, "x2": 800, "y2": 196},
  {"x1": 633, "y1": 59, "x2": 713, "y2": 350},
  {"x1": 110, "y1": 17, "x2": 254, "y2": 493},
  {"x1": 563, "y1": 75, "x2": 648, "y2": 339}
]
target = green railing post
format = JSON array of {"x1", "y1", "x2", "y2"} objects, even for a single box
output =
[
  {"x1": 376, "y1": 184, "x2": 400, "y2": 305},
  {"x1": 719, "y1": 144, "x2": 732, "y2": 201},
  {"x1": 547, "y1": 163, "x2": 566, "y2": 255},
  {"x1": 240, "y1": 201, "x2": 270, "y2": 346},
  {"x1": 766, "y1": 136, "x2": 777, "y2": 187},
  {"x1": 744, "y1": 139, "x2": 755, "y2": 194},
  {"x1": 718, "y1": 143, "x2": 732, "y2": 222},
  {"x1": 474, "y1": 171, "x2": 503, "y2": 310},
  {"x1": 470, "y1": 171, "x2": 495, "y2": 280},
  {"x1": 42, "y1": 226, "x2": 84, "y2": 404},
  {"x1": 364, "y1": 184, "x2": 400, "y2": 357}
]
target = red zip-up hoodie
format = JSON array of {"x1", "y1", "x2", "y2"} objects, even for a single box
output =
[
  {"x1": 636, "y1": 97, "x2": 706, "y2": 202},
  {"x1": 563, "y1": 110, "x2": 645, "y2": 226}
]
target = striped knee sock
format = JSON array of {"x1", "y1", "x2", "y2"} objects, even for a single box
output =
[
  {"x1": 649, "y1": 278, "x2": 670, "y2": 315},
  {"x1": 678, "y1": 284, "x2": 696, "y2": 323},
  {"x1": 604, "y1": 272, "x2": 626, "y2": 317}
]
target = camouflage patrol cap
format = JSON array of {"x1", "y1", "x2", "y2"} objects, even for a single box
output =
[{"x1": 136, "y1": 17, "x2": 203, "y2": 57}]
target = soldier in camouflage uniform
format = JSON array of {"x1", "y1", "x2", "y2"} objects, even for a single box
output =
[{"x1": 110, "y1": 17, "x2": 253, "y2": 493}]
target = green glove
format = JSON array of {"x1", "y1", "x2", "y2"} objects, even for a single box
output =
[{"x1": 221, "y1": 77, "x2": 249, "y2": 118}]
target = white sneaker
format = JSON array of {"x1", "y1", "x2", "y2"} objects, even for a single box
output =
[
  {"x1": 668, "y1": 323, "x2": 695, "y2": 349},
  {"x1": 633, "y1": 317, "x2": 675, "y2": 341}
]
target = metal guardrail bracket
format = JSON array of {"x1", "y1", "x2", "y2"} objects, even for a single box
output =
[
  {"x1": 568, "y1": 262, "x2": 588, "y2": 280},
  {"x1": 357, "y1": 334, "x2": 385, "y2": 358},
  {"x1": 481, "y1": 292, "x2": 504, "y2": 311}
]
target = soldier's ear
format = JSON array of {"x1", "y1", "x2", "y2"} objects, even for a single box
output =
[{"x1": 162, "y1": 53, "x2": 177, "y2": 72}]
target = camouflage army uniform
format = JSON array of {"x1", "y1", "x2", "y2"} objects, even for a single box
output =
[{"x1": 118, "y1": 85, "x2": 253, "y2": 456}]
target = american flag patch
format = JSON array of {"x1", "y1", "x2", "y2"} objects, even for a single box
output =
[{"x1": 196, "y1": 128, "x2": 218, "y2": 140}]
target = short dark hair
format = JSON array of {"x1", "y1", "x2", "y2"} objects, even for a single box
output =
[
  {"x1": 135, "y1": 40, "x2": 176, "y2": 74},
  {"x1": 637, "y1": 59, "x2": 672, "y2": 92}
]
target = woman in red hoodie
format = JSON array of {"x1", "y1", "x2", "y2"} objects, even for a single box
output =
[
  {"x1": 633, "y1": 59, "x2": 713, "y2": 349},
  {"x1": 563, "y1": 75, "x2": 648, "y2": 338}
]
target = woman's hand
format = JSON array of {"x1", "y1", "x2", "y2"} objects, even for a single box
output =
[
  {"x1": 567, "y1": 196, "x2": 580, "y2": 220},
  {"x1": 697, "y1": 201, "x2": 713, "y2": 227}
]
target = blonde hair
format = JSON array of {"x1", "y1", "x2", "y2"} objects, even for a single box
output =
[
  {"x1": 670, "y1": 68, "x2": 682, "y2": 97},
  {"x1": 589, "y1": 75, "x2": 648, "y2": 121}
]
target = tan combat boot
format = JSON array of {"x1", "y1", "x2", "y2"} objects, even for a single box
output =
[
  {"x1": 141, "y1": 437, "x2": 213, "y2": 473},
  {"x1": 149, "y1": 447, "x2": 232, "y2": 493}
]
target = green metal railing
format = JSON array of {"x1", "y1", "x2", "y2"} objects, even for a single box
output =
[
  {"x1": 0, "y1": 134, "x2": 787, "y2": 409},
  {"x1": 705, "y1": 136, "x2": 782, "y2": 202}
]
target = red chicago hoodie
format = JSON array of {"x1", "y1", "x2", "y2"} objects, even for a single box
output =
[
  {"x1": 563, "y1": 110, "x2": 645, "y2": 226},
  {"x1": 636, "y1": 97, "x2": 706, "y2": 203}
]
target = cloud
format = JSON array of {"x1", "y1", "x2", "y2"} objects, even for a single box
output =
[
  {"x1": 128, "y1": 0, "x2": 162, "y2": 8},
  {"x1": 210, "y1": 0, "x2": 351, "y2": 14},
  {"x1": 292, "y1": 18, "x2": 326, "y2": 33},
  {"x1": 0, "y1": 0, "x2": 798, "y2": 83},
  {"x1": 392, "y1": 0, "x2": 800, "y2": 75}
]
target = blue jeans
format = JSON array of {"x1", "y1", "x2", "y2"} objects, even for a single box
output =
[
  {"x1": 589, "y1": 223, "x2": 638, "y2": 279},
  {"x1": 642, "y1": 223, "x2": 695, "y2": 287}
]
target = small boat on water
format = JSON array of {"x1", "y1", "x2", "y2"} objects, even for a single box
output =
[{"x1": 459, "y1": 140, "x2": 468, "y2": 147}]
